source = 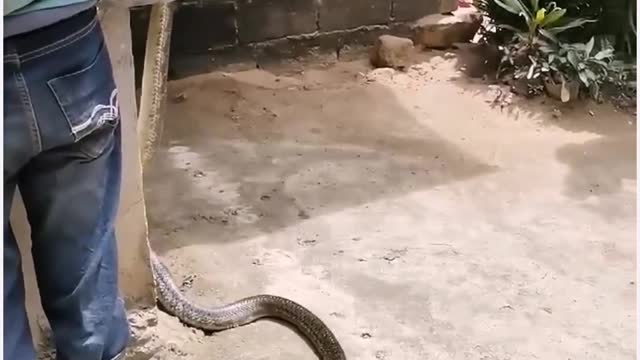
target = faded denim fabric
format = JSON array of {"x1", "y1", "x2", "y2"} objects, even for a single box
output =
[{"x1": 3, "y1": 7, "x2": 130, "y2": 360}]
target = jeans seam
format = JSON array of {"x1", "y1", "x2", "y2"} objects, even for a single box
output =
[
  {"x1": 13, "y1": 69, "x2": 43, "y2": 154},
  {"x1": 109, "y1": 349, "x2": 126, "y2": 360},
  {"x1": 4, "y1": 54, "x2": 19, "y2": 63},
  {"x1": 45, "y1": 43, "x2": 114, "y2": 144},
  {"x1": 21, "y1": 15, "x2": 98, "y2": 63}
]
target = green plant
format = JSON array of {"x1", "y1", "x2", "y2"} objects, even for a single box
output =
[
  {"x1": 539, "y1": 37, "x2": 618, "y2": 100},
  {"x1": 498, "y1": 31, "x2": 625, "y2": 101},
  {"x1": 491, "y1": 0, "x2": 596, "y2": 44},
  {"x1": 475, "y1": 0, "x2": 636, "y2": 56},
  {"x1": 474, "y1": 0, "x2": 604, "y2": 44},
  {"x1": 477, "y1": 0, "x2": 635, "y2": 104},
  {"x1": 496, "y1": 36, "x2": 548, "y2": 96}
]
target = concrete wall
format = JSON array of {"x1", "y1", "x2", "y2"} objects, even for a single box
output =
[
  {"x1": 11, "y1": 2, "x2": 156, "y2": 351},
  {"x1": 130, "y1": 0, "x2": 457, "y2": 80}
]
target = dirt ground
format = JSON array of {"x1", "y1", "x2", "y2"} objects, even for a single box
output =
[{"x1": 142, "y1": 50, "x2": 636, "y2": 360}]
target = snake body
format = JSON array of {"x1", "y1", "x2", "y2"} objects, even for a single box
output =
[
  {"x1": 137, "y1": 3, "x2": 346, "y2": 359},
  {"x1": 150, "y1": 252, "x2": 346, "y2": 359}
]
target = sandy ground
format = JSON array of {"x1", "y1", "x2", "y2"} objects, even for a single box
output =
[{"x1": 142, "y1": 51, "x2": 636, "y2": 360}]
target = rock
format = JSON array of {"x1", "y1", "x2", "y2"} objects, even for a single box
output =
[
  {"x1": 412, "y1": 8, "x2": 483, "y2": 49},
  {"x1": 366, "y1": 68, "x2": 396, "y2": 82},
  {"x1": 124, "y1": 309, "x2": 163, "y2": 360},
  {"x1": 370, "y1": 35, "x2": 415, "y2": 69},
  {"x1": 172, "y1": 92, "x2": 187, "y2": 103}
]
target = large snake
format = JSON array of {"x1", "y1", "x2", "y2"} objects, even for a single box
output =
[{"x1": 135, "y1": 3, "x2": 346, "y2": 359}]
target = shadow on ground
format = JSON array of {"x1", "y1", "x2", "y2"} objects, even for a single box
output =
[
  {"x1": 143, "y1": 68, "x2": 497, "y2": 254},
  {"x1": 439, "y1": 47, "x2": 636, "y2": 204}
]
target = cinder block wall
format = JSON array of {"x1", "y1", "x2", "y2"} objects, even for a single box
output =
[{"x1": 130, "y1": 0, "x2": 457, "y2": 80}]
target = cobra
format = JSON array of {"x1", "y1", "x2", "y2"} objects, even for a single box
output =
[{"x1": 135, "y1": 3, "x2": 347, "y2": 359}]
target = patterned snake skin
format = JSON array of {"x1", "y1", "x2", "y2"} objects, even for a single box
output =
[
  {"x1": 150, "y1": 252, "x2": 346, "y2": 359},
  {"x1": 138, "y1": 3, "x2": 346, "y2": 359}
]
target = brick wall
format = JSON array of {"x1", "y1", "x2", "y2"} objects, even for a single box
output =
[{"x1": 130, "y1": 0, "x2": 456, "y2": 80}]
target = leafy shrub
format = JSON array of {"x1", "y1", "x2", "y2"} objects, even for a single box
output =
[
  {"x1": 475, "y1": 0, "x2": 636, "y2": 56},
  {"x1": 474, "y1": 0, "x2": 601, "y2": 42},
  {"x1": 540, "y1": 37, "x2": 619, "y2": 100},
  {"x1": 494, "y1": 0, "x2": 595, "y2": 43},
  {"x1": 477, "y1": 0, "x2": 635, "y2": 101}
]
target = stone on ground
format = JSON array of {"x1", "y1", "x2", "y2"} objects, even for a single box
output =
[
  {"x1": 412, "y1": 8, "x2": 483, "y2": 49},
  {"x1": 370, "y1": 35, "x2": 415, "y2": 69}
]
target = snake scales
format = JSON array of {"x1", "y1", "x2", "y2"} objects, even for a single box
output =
[{"x1": 136, "y1": 3, "x2": 346, "y2": 359}]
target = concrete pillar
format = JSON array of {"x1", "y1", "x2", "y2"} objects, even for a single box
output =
[
  {"x1": 10, "y1": 2, "x2": 157, "y2": 353},
  {"x1": 100, "y1": 1, "x2": 156, "y2": 309}
]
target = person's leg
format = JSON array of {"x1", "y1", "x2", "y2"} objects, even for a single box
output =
[
  {"x1": 4, "y1": 187, "x2": 38, "y2": 360},
  {"x1": 19, "y1": 128, "x2": 129, "y2": 360},
  {"x1": 4, "y1": 43, "x2": 40, "y2": 360},
  {"x1": 8, "y1": 8, "x2": 129, "y2": 360}
]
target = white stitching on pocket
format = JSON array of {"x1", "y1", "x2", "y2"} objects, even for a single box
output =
[{"x1": 71, "y1": 88, "x2": 119, "y2": 134}]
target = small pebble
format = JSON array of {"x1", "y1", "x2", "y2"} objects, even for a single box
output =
[{"x1": 172, "y1": 93, "x2": 187, "y2": 103}]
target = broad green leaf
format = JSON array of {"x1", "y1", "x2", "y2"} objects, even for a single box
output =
[
  {"x1": 535, "y1": 9, "x2": 546, "y2": 24},
  {"x1": 578, "y1": 70, "x2": 590, "y2": 86},
  {"x1": 548, "y1": 18, "x2": 597, "y2": 34},
  {"x1": 493, "y1": 0, "x2": 522, "y2": 14},
  {"x1": 527, "y1": 64, "x2": 536, "y2": 79},
  {"x1": 514, "y1": 0, "x2": 532, "y2": 16},
  {"x1": 570, "y1": 42, "x2": 586, "y2": 52},
  {"x1": 530, "y1": 0, "x2": 539, "y2": 12},
  {"x1": 515, "y1": 32, "x2": 529, "y2": 41},
  {"x1": 539, "y1": 29, "x2": 559, "y2": 44},
  {"x1": 534, "y1": 36, "x2": 553, "y2": 48},
  {"x1": 539, "y1": 44, "x2": 555, "y2": 54},
  {"x1": 540, "y1": 7, "x2": 566, "y2": 27},
  {"x1": 560, "y1": 78, "x2": 570, "y2": 102},
  {"x1": 585, "y1": 37, "x2": 595, "y2": 55},
  {"x1": 500, "y1": 54, "x2": 513, "y2": 65},
  {"x1": 567, "y1": 51, "x2": 579, "y2": 68},
  {"x1": 594, "y1": 49, "x2": 614, "y2": 60},
  {"x1": 497, "y1": 24, "x2": 524, "y2": 33},
  {"x1": 493, "y1": 0, "x2": 532, "y2": 19}
]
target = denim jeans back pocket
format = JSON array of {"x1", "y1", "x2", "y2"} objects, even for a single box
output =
[{"x1": 47, "y1": 42, "x2": 120, "y2": 158}]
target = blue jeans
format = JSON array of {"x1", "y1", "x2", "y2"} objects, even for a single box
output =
[{"x1": 4, "y1": 8, "x2": 130, "y2": 360}]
